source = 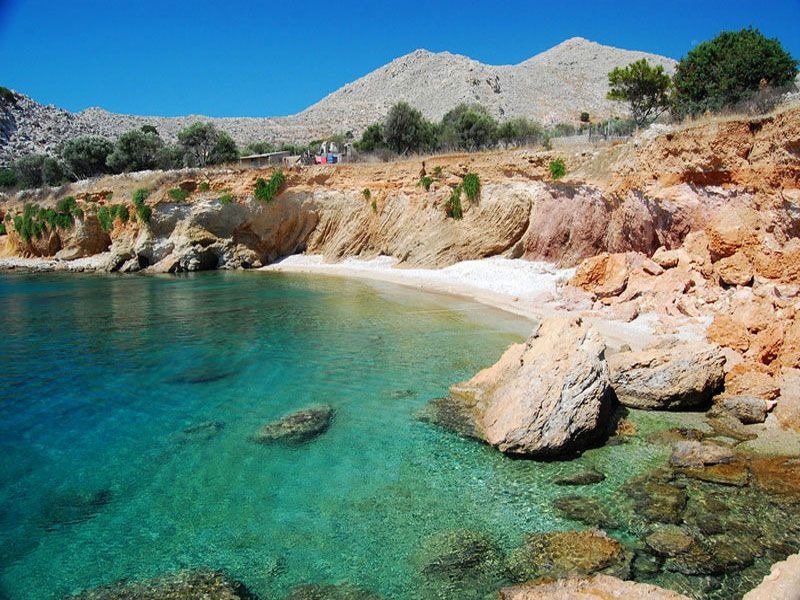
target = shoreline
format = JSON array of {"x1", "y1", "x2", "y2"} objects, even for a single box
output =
[{"x1": 261, "y1": 254, "x2": 697, "y2": 351}]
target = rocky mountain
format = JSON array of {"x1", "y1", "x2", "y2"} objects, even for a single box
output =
[{"x1": 0, "y1": 37, "x2": 675, "y2": 164}]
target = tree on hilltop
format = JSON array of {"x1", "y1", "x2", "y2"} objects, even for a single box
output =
[
  {"x1": 107, "y1": 128, "x2": 165, "y2": 173},
  {"x1": 607, "y1": 59, "x2": 672, "y2": 128},
  {"x1": 177, "y1": 122, "x2": 239, "y2": 167}
]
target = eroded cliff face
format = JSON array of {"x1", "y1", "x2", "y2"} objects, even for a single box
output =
[{"x1": 0, "y1": 105, "x2": 797, "y2": 278}]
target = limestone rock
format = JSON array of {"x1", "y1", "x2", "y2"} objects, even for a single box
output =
[
  {"x1": 724, "y1": 365, "x2": 781, "y2": 400},
  {"x1": 554, "y1": 468, "x2": 606, "y2": 486},
  {"x1": 716, "y1": 251, "x2": 753, "y2": 286},
  {"x1": 570, "y1": 252, "x2": 631, "y2": 298},
  {"x1": 499, "y1": 575, "x2": 691, "y2": 600},
  {"x1": 775, "y1": 369, "x2": 800, "y2": 431},
  {"x1": 552, "y1": 495, "x2": 620, "y2": 530},
  {"x1": 413, "y1": 529, "x2": 504, "y2": 579},
  {"x1": 253, "y1": 405, "x2": 334, "y2": 444},
  {"x1": 608, "y1": 341, "x2": 725, "y2": 410},
  {"x1": 742, "y1": 552, "x2": 800, "y2": 600},
  {"x1": 715, "y1": 395, "x2": 772, "y2": 424},
  {"x1": 707, "y1": 314, "x2": 750, "y2": 353},
  {"x1": 434, "y1": 316, "x2": 612, "y2": 457},
  {"x1": 645, "y1": 525, "x2": 696, "y2": 556}
]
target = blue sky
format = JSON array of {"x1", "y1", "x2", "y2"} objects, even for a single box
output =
[{"x1": 1, "y1": 0, "x2": 798, "y2": 117}]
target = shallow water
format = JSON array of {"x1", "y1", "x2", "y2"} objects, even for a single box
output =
[{"x1": 0, "y1": 271, "x2": 776, "y2": 600}]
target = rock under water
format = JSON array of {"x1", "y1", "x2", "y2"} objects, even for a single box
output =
[{"x1": 253, "y1": 405, "x2": 335, "y2": 445}]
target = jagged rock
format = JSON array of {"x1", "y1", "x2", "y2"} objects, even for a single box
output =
[
  {"x1": 625, "y1": 479, "x2": 687, "y2": 524},
  {"x1": 775, "y1": 368, "x2": 800, "y2": 431},
  {"x1": 608, "y1": 341, "x2": 725, "y2": 410},
  {"x1": 684, "y1": 460, "x2": 750, "y2": 487},
  {"x1": 669, "y1": 441, "x2": 735, "y2": 468},
  {"x1": 426, "y1": 317, "x2": 612, "y2": 457},
  {"x1": 706, "y1": 412, "x2": 758, "y2": 442},
  {"x1": 663, "y1": 536, "x2": 756, "y2": 575},
  {"x1": 553, "y1": 468, "x2": 606, "y2": 486},
  {"x1": 66, "y1": 569, "x2": 256, "y2": 599},
  {"x1": 707, "y1": 314, "x2": 751, "y2": 352},
  {"x1": 508, "y1": 529, "x2": 632, "y2": 581},
  {"x1": 724, "y1": 365, "x2": 781, "y2": 400},
  {"x1": 253, "y1": 405, "x2": 334, "y2": 444},
  {"x1": 652, "y1": 246, "x2": 680, "y2": 269},
  {"x1": 499, "y1": 575, "x2": 691, "y2": 600}
]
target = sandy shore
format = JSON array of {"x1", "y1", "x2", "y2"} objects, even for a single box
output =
[{"x1": 261, "y1": 255, "x2": 689, "y2": 351}]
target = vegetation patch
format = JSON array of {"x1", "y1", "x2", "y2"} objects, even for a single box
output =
[
  {"x1": 219, "y1": 192, "x2": 234, "y2": 205},
  {"x1": 362, "y1": 188, "x2": 371, "y2": 200},
  {"x1": 462, "y1": 173, "x2": 480, "y2": 201},
  {"x1": 549, "y1": 159, "x2": 567, "y2": 180},
  {"x1": 132, "y1": 189, "x2": 152, "y2": 224},
  {"x1": 0, "y1": 168, "x2": 17, "y2": 188},
  {"x1": 418, "y1": 175, "x2": 433, "y2": 191},
  {"x1": 97, "y1": 204, "x2": 130, "y2": 232},
  {"x1": 198, "y1": 181, "x2": 210, "y2": 192},
  {"x1": 10, "y1": 198, "x2": 82, "y2": 243},
  {"x1": 255, "y1": 170, "x2": 286, "y2": 203},
  {"x1": 446, "y1": 186, "x2": 463, "y2": 220},
  {"x1": 168, "y1": 187, "x2": 189, "y2": 202}
]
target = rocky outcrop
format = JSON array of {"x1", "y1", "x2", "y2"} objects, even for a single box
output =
[
  {"x1": 607, "y1": 341, "x2": 725, "y2": 410},
  {"x1": 424, "y1": 317, "x2": 612, "y2": 457},
  {"x1": 253, "y1": 405, "x2": 334, "y2": 444},
  {"x1": 499, "y1": 575, "x2": 690, "y2": 600}
]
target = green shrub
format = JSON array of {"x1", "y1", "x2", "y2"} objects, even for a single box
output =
[
  {"x1": 132, "y1": 188, "x2": 152, "y2": 223},
  {"x1": 11, "y1": 201, "x2": 77, "y2": 243},
  {"x1": 0, "y1": 167, "x2": 16, "y2": 188},
  {"x1": 198, "y1": 181, "x2": 210, "y2": 192},
  {"x1": 384, "y1": 102, "x2": 436, "y2": 154},
  {"x1": 355, "y1": 123, "x2": 386, "y2": 152},
  {"x1": 462, "y1": 173, "x2": 480, "y2": 201},
  {"x1": 549, "y1": 159, "x2": 567, "y2": 180},
  {"x1": 97, "y1": 206, "x2": 112, "y2": 232},
  {"x1": 60, "y1": 135, "x2": 114, "y2": 179},
  {"x1": 362, "y1": 188, "x2": 371, "y2": 200},
  {"x1": 432, "y1": 165, "x2": 443, "y2": 178},
  {"x1": 580, "y1": 112, "x2": 590, "y2": 123},
  {"x1": 0, "y1": 222, "x2": 5, "y2": 235},
  {"x1": 255, "y1": 170, "x2": 286, "y2": 203},
  {"x1": 438, "y1": 103, "x2": 498, "y2": 151},
  {"x1": 446, "y1": 186, "x2": 463, "y2": 220},
  {"x1": 607, "y1": 59, "x2": 673, "y2": 127},
  {"x1": 168, "y1": 187, "x2": 189, "y2": 202},
  {"x1": 108, "y1": 204, "x2": 129, "y2": 224},
  {"x1": 106, "y1": 128, "x2": 164, "y2": 173},
  {"x1": 177, "y1": 122, "x2": 239, "y2": 167},
  {"x1": 219, "y1": 192, "x2": 234, "y2": 204},
  {"x1": 371, "y1": 199, "x2": 377, "y2": 213},
  {"x1": 673, "y1": 27, "x2": 798, "y2": 116},
  {"x1": 418, "y1": 175, "x2": 433, "y2": 191}
]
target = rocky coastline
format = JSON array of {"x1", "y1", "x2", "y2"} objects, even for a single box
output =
[{"x1": 2, "y1": 105, "x2": 800, "y2": 598}]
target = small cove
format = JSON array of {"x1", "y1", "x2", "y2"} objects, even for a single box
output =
[{"x1": 0, "y1": 271, "x2": 796, "y2": 599}]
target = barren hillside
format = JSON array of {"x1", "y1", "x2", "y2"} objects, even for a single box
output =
[{"x1": 0, "y1": 37, "x2": 675, "y2": 164}]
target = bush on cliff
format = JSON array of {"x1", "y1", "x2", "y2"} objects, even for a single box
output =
[
  {"x1": 446, "y1": 186, "x2": 463, "y2": 220},
  {"x1": 462, "y1": 173, "x2": 480, "y2": 202},
  {"x1": 60, "y1": 135, "x2": 114, "y2": 179},
  {"x1": 549, "y1": 159, "x2": 566, "y2": 180},
  {"x1": 673, "y1": 28, "x2": 798, "y2": 116},
  {"x1": 168, "y1": 187, "x2": 189, "y2": 202},
  {"x1": 255, "y1": 171, "x2": 286, "y2": 203},
  {"x1": 132, "y1": 189, "x2": 152, "y2": 224}
]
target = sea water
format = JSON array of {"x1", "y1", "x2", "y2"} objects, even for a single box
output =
[{"x1": 0, "y1": 272, "x2": 677, "y2": 599}]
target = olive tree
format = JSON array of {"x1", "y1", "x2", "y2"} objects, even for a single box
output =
[{"x1": 607, "y1": 59, "x2": 672, "y2": 127}]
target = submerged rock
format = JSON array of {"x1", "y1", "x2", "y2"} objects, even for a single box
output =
[
  {"x1": 553, "y1": 468, "x2": 606, "y2": 486},
  {"x1": 425, "y1": 317, "x2": 613, "y2": 457},
  {"x1": 552, "y1": 495, "x2": 620, "y2": 530},
  {"x1": 669, "y1": 440, "x2": 735, "y2": 468},
  {"x1": 414, "y1": 529, "x2": 505, "y2": 580},
  {"x1": 508, "y1": 529, "x2": 632, "y2": 581},
  {"x1": 608, "y1": 341, "x2": 725, "y2": 410},
  {"x1": 625, "y1": 479, "x2": 687, "y2": 524},
  {"x1": 67, "y1": 569, "x2": 257, "y2": 599},
  {"x1": 645, "y1": 525, "x2": 697, "y2": 557},
  {"x1": 253, "y1": 405, "x2": 334, "y2": 445},
  {"x1": 182, "y1": 420, "x2": 225, "y2": 441},
  {"x1": 499, "y1": 574, "x2": 691, "y2": 599},
  {"x1": 39, "y1": 488, "x2": 112, "y2": 531},
  {"x1": 282, "y1": 583, "x2": 385, "y2": 600}
]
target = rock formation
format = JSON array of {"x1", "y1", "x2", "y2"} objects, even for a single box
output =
[
  {"x1": 422, "y1": 317, "x2": 612, "y2": 457},
  {"x1": 253, "y1": 405, "x2": 334, "y2": 444},
  {"x1": 499, "y1": 575, "x2": 691, "y2": 600}
]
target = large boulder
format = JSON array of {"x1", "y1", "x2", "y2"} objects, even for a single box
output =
[
  {"x1": 499, "y1": 575, "x2": 690, "y2": 600},
  {"x1": 570, "y1": 252, "x2": 631, "y2": 298},
  {"x1": 426, "y1": 317, "x2": 613, "y2": 457},
  {"x1": 608, "y1": 341, "x2": 725, "y2": 410}
]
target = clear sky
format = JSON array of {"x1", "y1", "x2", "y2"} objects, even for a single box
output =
[{"x1": 1, "y1": 0, "x2": 798, "y2": 117}]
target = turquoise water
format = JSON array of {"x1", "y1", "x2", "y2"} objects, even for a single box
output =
[{"x1": 0, "y1": 272, "x2": 673, "y2": 599}]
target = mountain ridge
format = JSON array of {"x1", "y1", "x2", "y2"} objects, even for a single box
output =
[{"x1": 0, "y1": 37, "x2": 676, "y2": 164}]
